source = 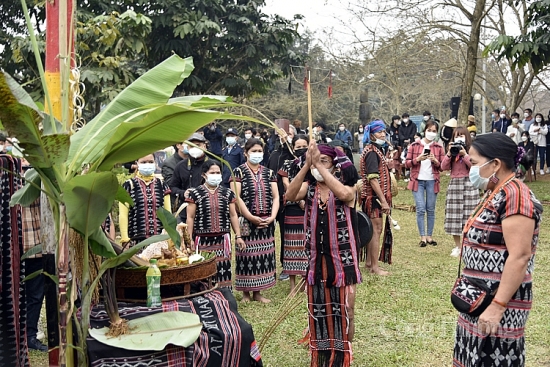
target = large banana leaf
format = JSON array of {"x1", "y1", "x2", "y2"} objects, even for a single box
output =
[
  {"x1": 66, "y1": 55, "x2": 194, "y2": 175},
  {"x1": 97, "y1": 104, "x2": 262, "y2": 171},
  {"x1": 10, "y1": 168, "x2": 41, "y2": 207},
  {"x1": 89, "y1": 227, "x2": 117, "y2": 258},
  {"x1": 89, "y1": 311, "x2": 202, "y2": 351},
  {"x1": 64, "y1": 172, "x2": 119, "y2": 237},
  {"x1": 0, "y1": 72, "x2": 51, "y2": 168}
]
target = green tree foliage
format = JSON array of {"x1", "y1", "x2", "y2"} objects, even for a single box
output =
[
  {"x1": 487, "y1": 1, "x2": 550, "y2": 72},
  {"x1": 2, "y1": 0, "x2": 304, "y2": 117}
]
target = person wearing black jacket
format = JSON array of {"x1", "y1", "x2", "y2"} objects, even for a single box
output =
[
  {"x1": 398, "y1": 112, "x2": 417, "y2": 147},
  {"x1": 162, "y1": 142, "x2": 189, "y2": 185},
  {"x1": 387, "y1": 115, "x2": 401, "y2": 147},
  {"x1": 267, "y1": 128, "x2": 295, "y2": 281},
  {"x1": 221, "y1": 128, "x2": 245, "y2": 188},
  {"x1": 170, "y1": 133, "x2": 216, "y2": 219},
  {"x1": 203, "y1": 122, "x2": 223, "y2": 156}
]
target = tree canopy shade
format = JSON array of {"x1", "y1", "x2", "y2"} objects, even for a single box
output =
[
  {"x1": 3, "y1": 0, "x2": 304, "y2": 109},
  {"x1": 486, "y1": 0, "x2": 550, "y2": 72}
]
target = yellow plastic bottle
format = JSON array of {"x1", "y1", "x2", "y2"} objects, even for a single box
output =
[{"x1": 146, "y1": 259, "x2": 161, "y2": 307}]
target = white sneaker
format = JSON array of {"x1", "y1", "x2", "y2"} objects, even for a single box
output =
[
  {"x1": 546, "y1": 168, "x2": 550, "y2": 174},
  {"x1": 450, "y1": 247, "x2": 460, "y2": 257},
  {"x1": 37, "y1": 331, "x2": 45, "y2": 340},
  {"x1": 540, "y1": 170, "x2": 545, "y2": 175}
]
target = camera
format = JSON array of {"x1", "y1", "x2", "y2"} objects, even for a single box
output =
[{"x1": 450, "y1": 141, "x2": 465, "y2": 157}]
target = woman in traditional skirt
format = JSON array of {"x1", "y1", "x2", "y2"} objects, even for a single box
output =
[
  {"x1": 287, "y1": 141, "x2": 361, "y2": 367},
  {"x1": 453, "y1": 133, "x2": 542, "y2": 367},
  {"x1": 279, "y1": 134, "x2": 309, "y2": 293},
  {"x1": 232, "y1": 138, "x2": 279, "y2": 303},
  {"x1": 119, "y1": 153, "x2": 171, "y2": 247},
  {"x1": 441, "y1": 126, "x2": 479, "y2": 257},
  {"x1": 186, "y1": 161, "x2": 245, "y2": 289}
]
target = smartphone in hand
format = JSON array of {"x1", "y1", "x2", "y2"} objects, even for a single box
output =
[{"x1": 423, "y1": 148, "x2": 431, "y2": 155}]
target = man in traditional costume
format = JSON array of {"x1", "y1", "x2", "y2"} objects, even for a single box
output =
[{"x1": 360, "y1": 120, "x2": 392, "y2": 276}]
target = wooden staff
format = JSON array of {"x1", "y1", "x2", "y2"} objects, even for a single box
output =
[{"x1": 306, "y1": 67, "x2": 313, "y2": 141}]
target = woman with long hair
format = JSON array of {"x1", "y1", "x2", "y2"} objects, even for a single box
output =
[
  {"x1": 441, "y1": 126, "x2": 478, "y2": 257},
  {"x1": 528, "y1": 112, "x2": 548, "y2": 175},
  {"x1": 232, "y1": 138, "x2": 279, "y2": 303},
  {"x1": 405, "y1": 121, "x2": 445, "y2": 247}
]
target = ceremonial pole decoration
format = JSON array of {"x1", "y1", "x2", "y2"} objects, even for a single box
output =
[{"x1": 306, "y1": 67, "x2": 313, "y2": 140}]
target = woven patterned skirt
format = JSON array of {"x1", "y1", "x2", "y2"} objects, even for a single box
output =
[
  {"x1": 0, "y1": 156, "x2": 29, "y2": 367},
  {"x1": 235, "y1": 222, "x2": 276, "y2": 292},
  {"x1": 195, "y1": 233, "x2": 232, "y2": 289},
  {"x1": 307, "y1": 257, "x2": 354, "y2": 367},
  {"x1": 282, "y1": 205, "x2": 307, "y2": 276},
  {"x1": 444, "y1": 177, "x2": 479, "y2": 236},
  {"x1": 453, "y1": 281, "x2": 531, "y2": 367}
]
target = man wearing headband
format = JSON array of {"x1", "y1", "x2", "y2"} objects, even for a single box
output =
[
  {"x1": 360, "y1": 120, "x2": 392, "y2": 276},
  {"x1": 286, "y1": 141, "x2": 361, "y2": 367}
]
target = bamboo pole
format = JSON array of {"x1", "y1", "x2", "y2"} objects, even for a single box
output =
[{"x1": 306, "y1": 67, "x2": 313, "y2": 141}]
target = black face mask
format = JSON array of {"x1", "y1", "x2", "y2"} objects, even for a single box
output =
[{"x1": 294, "y1": 148, "x2": 307, "y2": 158}]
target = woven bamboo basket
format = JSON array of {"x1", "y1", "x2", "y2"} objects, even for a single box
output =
[{"x1": 115, "y1": 257, "x2": 217, "y2": 302}]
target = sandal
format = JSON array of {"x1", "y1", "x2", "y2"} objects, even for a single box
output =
[
  {"x1": 419, "y1": 240, "x2": 427, "y2": 247},
  {"x1": 427, "y1": 240, "x2": 438, "y2": 246}
]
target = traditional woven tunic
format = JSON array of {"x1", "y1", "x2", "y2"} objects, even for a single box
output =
[
  {"x1": 233, "y1": 163, "x2": 277, "y2": 292},
  {"x1": 186, "y1": 185, "x2": 236, "y2": 289},
  {"x1": 0, "y1": 155, "x2": 29, "y2": 366},
  {"x1": 454, "y1": 179, "x2": 542, "y2": 367},
  {"x1": 278, "y1": 159, "x2": 307, "y2": 276},
  {"x1": 122, "y1": 176, "x2": 170, "y2": 242},
  {"x1": 304, "y1": 184, "x2": 362, "y2": 367},
  {"x1": 360, "y1": 143, "x2": 392, "y2": 218}
]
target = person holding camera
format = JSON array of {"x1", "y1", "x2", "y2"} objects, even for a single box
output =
[
  {"x1": 441, "y1": 126, "x2": 479, "y2": 257},
  {"x1": 405, "y1": 121, "x2": 444, "y2": 247}
]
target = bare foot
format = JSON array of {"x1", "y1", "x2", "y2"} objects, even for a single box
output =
[
  {"x1": 253, "y1": 293, "x2": 271, "y2": 304},
  {"x1": 370, "y1": 268, "x2": 390, "y2": 276},
  {"x1": 242, "y1": 292, "x2": 251, "y2": 302}
]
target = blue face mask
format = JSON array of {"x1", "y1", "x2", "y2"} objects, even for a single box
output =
[
  {"x1": 469, "y1": 159, "x2": 493, "y2": 190},
  {"x1": 138, "y1": 163, "x2": 156, "y2": 176},
  {"x1": 6, "y1": 146, "x2": 13, "y2": 152},
  {"x1": 248, "y1": 152, "x2": 263, "y2": 164}
]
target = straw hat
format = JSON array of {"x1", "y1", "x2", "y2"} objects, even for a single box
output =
[{"x1": 467, "y1": 115, "x2": 475, "y2": 123}]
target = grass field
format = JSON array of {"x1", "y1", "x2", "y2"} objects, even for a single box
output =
[{"x1": 29, "y1": 174, "x2": 550, "y2": 367}]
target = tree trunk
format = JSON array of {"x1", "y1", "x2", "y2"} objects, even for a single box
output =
[{"x1": 458, "y1": 1, "x2": 486, "y2": 125}]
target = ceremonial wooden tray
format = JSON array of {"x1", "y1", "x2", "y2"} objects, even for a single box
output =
[{"x1": 115, "y1": 257, "x2": 217, "y2": 302}]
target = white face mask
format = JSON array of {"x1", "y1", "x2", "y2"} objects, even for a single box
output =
[
  {"x1": 524, "y1": 112, "x2": 529, "y2": 118},
  {"x1": 189, "y1": 147, "x2": 204, "y2": 159},
  {"x1": 454, "y1": 137, "x2": 465, "y2": 144},
  {"x1": 359, "y1": 128, "x2": 364, "y2": 132},
  {"x1": 414, "y1": 137, "x2": 421, "y2": 143},
  {"x1": 512, "y1": 118, "x2": 519, "y2": 124},
  {"x1": 226, "y1": 136, "x2": 236, "y2": 146},
  {"x1": 248, "y1": 152, "x2": 263, "y2": 164},
  {"x1": 0, "y1": 145, "x2": 3, "y2": 152},
  {"x1": 287, "y1": 136, "x2": 293, "y2": 143},
  {"x1": 138, "y1": 163, "x2": 156, "y2": 176},
  {"x1": 375, "y1": 138, "x2": 386, "y2": 146},
  {"x1": 339, "y1": 126, "x2": 345, "y2": 131},
  {"x1": 244, "y1": 133, "x2": 252, "y2": 139},
  {"x1": 521, "y1": 136, "x2": 528, "y2": 142},
  {"x1": 500, "y1": 113, "x2": 506, "y2": 119},
  {"x1": 205, "y1": 173, "x2": 222, "y2": 187},
  {"x1": 396, "y1": 120, "x2": 401, "y2": 125},
  {"x1": 403, "y1": 118, "x2": 409, "y2": 123},
  {"x1": 423, "y1": 116, "x2": 430, "y2": 121},
  {"x1": 469, "y1": 159, "x2": 494, "y2": 190},
  {"x1": 311, "y1": 168, "x2": 324, "y2": 182},
  {"x1": 425, "y1": 131, "x2": 437, "y2": 141},
  {"x1": 536, "y1": 117, "x2": 542, "y2": 123}
]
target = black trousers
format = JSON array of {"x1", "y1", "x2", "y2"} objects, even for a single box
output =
[
  {"x1": 23, "y1": 257, "x2": 45, "y2": 339},
  {"x1": 276, "y1": 206, "x2": 286, "y2": 265}
]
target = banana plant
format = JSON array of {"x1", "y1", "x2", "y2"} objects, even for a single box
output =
[{"x1": 0, "y1": 54, "x2": 266, "y2": 366}]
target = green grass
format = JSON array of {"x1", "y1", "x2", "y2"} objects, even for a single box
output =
[{"x1": 29, "y1": 174, "x2": 550, "y2": 367}]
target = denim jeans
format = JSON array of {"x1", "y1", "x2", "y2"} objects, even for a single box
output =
[
  {"x1": 538, "y1": 146, "x2": 547, "y2": 170},
  {"x1": 412, "y1": 180, "x2": 438, "y2": 237}
]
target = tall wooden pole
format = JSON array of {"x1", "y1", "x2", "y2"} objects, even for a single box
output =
[
  {"x1": 306, "y1": 67, "x2": 313, "y2": 141},
  {"x1": 45, "y1": 0, "x2": 75, "y2": 366}
]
